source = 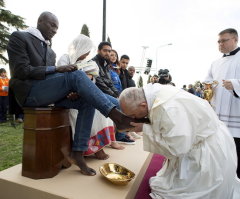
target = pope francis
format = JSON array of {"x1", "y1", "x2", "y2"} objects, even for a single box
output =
[{"x1": 119, "y1": 83, "x2": 240, "y2": 199}]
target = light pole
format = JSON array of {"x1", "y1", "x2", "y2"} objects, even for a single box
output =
[
  {"x1": 102, "y1": 0, "x2": 106, "y2": 41},
  {"x1": 155, "y1": 43, "x2": 172, "y2": 71}
]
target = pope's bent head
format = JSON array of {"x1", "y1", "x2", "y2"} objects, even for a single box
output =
[{"x1": 119, "y1": 87, "x2": 148, "y2": 119}]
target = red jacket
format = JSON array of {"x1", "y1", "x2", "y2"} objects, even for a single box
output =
[{"x1": 0, "y1": 77, "x2": 9, "y2": 96}]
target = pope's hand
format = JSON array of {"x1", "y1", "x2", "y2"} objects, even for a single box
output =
[
  {"x1": 130, "y1": 122, "x2": 143, "y2": 132},
  {"x1": 222, "y1": 80, "x2": 233, "y2": 90}
]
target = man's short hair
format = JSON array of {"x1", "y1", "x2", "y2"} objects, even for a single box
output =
[
  {"x1": 219, "y1": 28, "x2": 238, "y2": 38},
  {"x1": 0, "y1": 68, "x2": 6, "y2": 73},
  {"x1": 128, "y1": 66, "x2": 135, "y2": 70},
  {"x1": 120, "y1": 54, "x2": 130, "y2": 60},
  {"x1": 38, "y1": 11, "x2": 57, "y2": 23},
  {"x1": 98, "y1": 41, "x2": 112, "y2": 50}
]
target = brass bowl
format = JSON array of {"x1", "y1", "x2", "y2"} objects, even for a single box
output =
[{"x1": 99, "y1": 163, "x2": 135, "y2": 185}]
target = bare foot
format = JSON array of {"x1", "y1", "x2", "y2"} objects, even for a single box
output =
[
  {"x1": 95, "y1": 149, "x2": 109, "y2": 160},
  {"x1": 110, "y1": 142, "x2": 125, "y2": 150},
  {"x1": 138, "y1": 132, "x2": 143, "y2": 136},
  {"x1": 70, "y1": 151, "x2": 96, "y2": 176}
]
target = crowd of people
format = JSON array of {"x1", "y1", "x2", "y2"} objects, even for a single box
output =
[
  {"x1": 3, "y1": 10, "x2": 240, "y2": 198},
  {"x1": 182, "y1": 83, "x2": 204, "y2": 98}
]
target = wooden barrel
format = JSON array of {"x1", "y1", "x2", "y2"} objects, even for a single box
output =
[{"x1": 22, "y1": 107, "x2": 71, "y2": 179}]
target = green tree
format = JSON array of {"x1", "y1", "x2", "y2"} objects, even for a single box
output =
[
  {"x1": 80, "y1": 24, "x2": 90, "y2": 37},
  {"x1": 147, "y1": 74, "x2": 152, "y2": 83},
  {"x1": 0, "y1": 0, "x2": 27, "y2": 64},
  {"x1": 137, "y1": 75, "x2": 143, "y2": 88}
]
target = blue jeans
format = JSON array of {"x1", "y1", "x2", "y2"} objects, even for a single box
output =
[
  {"x1": 115, "y1": 131, "x2": 127, "y2": 140},
  {"x1": 24, "y1": 70, "x2": 117, "y2": 151}
]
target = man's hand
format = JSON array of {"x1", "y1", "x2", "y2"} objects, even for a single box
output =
[
  {"x1": 130, "y1": 122, "x2": 143, "y2": 132},
  {"x1": 222, "y1": 80, "x2": 234, "y2": 90},
  {"x1": 87, "y1": 74, "x2": 93, "y2": 80},
  {"x1": 56, "y1": 65, "x2": 77, "y2": 73},
  {"x1": 67, "y1": 92, "x2": 79, "y2": 101}
]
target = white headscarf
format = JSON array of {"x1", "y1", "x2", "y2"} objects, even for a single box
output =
[
  {"x1": 57, "y1": 34, "x2": 98, "y2": 77},
  {"x1": 57, "y1": 34, "x2": 94, "y2": 65},
  {"x1": 67, "y1": 34, "x2": 94, "y2": 64}
]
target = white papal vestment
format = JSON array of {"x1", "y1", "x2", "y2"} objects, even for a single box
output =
[{"x1": 142, "y1": 84, "x2": 240, "y2": 199}]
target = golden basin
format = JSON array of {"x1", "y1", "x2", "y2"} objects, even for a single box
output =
[{"x1": 99, "y1": 163, "x2": 135, "y2": 185}]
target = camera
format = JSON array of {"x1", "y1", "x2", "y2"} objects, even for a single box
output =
[{"x1": 158, "y1": 69, "x2": 169, "y2": 77}]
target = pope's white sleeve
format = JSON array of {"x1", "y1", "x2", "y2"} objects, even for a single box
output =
[
  {"x1": 154, "y1": 104, "x2": 196, "y2": 157},
  {"x1": 142, "y1": 124, "x2": 156, "y2": 153}
]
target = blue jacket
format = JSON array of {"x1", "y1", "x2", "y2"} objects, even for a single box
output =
[{"x1": 110, "y1": 69, "x2": 122, "y2": 93}]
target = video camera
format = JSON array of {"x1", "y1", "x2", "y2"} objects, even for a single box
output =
[{"x1": 158, "y1": 69, "x2": 169, "y2": 77}]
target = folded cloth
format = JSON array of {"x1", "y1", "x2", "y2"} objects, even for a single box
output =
[{"x1": 76, "y1": 60, "x2": 99, "y2": 77}]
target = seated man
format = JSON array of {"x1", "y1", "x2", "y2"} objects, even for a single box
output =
[
  {"x1": 119, "y1": 83, "x2": 240, "y2": 198},
  {"x1": 7, "y1": 11, "x2": 146, "y2": 176}
]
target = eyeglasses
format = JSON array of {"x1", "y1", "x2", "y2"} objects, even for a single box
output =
[{"x1": 217, "y1": 38, "x2": 234, "y2": 44}]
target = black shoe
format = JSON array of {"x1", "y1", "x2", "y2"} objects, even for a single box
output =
[{"x1": 117, "y1": 137, "x2": 136, "y2": 145}]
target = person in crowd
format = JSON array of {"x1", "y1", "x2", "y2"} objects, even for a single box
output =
[
  {"x1": 127, "y1": 66, "x2": 136, "y2": 87},
  {"x1": 92, "y1": 42, "x2": 119, "y2": 98},
  {"x1": 0, "y1": 68, "x2": 9, "y2": 123},
  {"x1": 151, "y1": 74, "x2": 159, "y2": 84},
  {"x1": 119, "y1": 54, "x2": 132, "y2": 89},
  {"x1": 195, "y1": 87, "x2": 203, "y2": 98},
  {"x1": 205, "y1": 28, "x2": 240, "y2": 178},
  {"x1": 187, "y1": 84, "x2": 195, "y2": 94},
  {"x1": 7, "y1": 11, "x2": 147, "y2": 176},
  {"x1": 158, "y1": 69, "x2": 175, "y2": 86},
  {"x1": 182, "y1": 84, "x2": 187, "y2": 91},
  {"x1": 109, "y1": 49, "x2": 122, "y2": 93},
  {"x1": 119, "y1": 84, "x2": 240, "y2": 199}
]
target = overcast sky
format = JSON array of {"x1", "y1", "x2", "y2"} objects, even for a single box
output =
[{"x1": 3, "y1": 0, "x2": 240, "y2": 87}]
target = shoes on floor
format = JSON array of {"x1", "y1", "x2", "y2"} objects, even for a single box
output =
[
  {"x1": 16, "y1": 118, "x2": 23, "y2": 123},
  {"x1": 117, "y1": 136, "x2": 136, "y2": 145}
]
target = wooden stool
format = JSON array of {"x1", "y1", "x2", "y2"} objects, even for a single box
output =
[{"x1": 22, "y1": 107, "x2": 71, "y2": 179}]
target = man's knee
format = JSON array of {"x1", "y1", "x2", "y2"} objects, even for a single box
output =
[
  {"x1": 66, "y1": 70, "x2": 88, "y2": 85},
  {"x1": 71, "y1": 70, "x2": 86, "y2": 78}
]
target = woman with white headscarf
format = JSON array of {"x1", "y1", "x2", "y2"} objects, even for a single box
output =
[{"x1": 57, "y1": 34, "x2": 120, "y2": 160}]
